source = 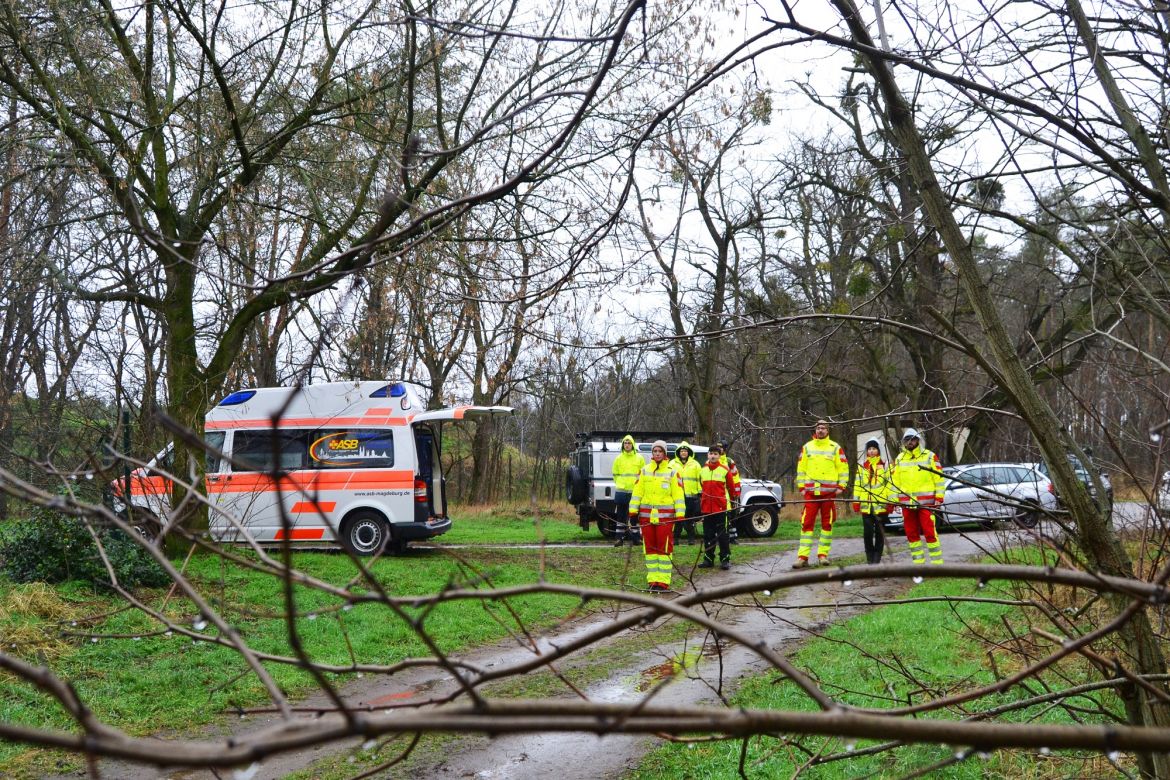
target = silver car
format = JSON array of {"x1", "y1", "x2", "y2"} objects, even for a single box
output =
[{"x1": 885, "y1": 462, "x2": 1057, "y2": 530}]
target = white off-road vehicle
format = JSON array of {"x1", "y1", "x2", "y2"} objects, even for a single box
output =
[{"x1": 565, "y1": 430, "x2": 785, "y2": 539}]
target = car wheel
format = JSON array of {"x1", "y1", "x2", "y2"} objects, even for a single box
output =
[
  {"x1": 341, "y1": 511, "x2": 391, "y2": 556},
  {"x1": 1013, "y1": 502, "x2": 1041, "y2": 529},
  {"x1": 742, "y1": 503, "x2": 779, "y2": 538},
  {"x1": 565, "y1": 466, "x2": 587, "y2": 505},
  {"x1": 129, "y1": 507, "x2": 162, "y2": 542},
  {"x1": 597, "y1": 513, "x2": 619, "y2": 539}
]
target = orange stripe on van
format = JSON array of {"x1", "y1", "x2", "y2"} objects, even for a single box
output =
[
  {"x1": 204, "y1": 470, "x2": 414, "y2": 494},
  {"x1": 205, "y1": 416, "x2": 408, "y2": 430},
  {"x1": 274, "y1": 528, "x2": 326, "y2": 540},
  {"x1": 290, "y1": 501, "x2": 336, "y2": 514},
  {"x1": 113, "y1": 475, "x2": 170, "y2": 497}
]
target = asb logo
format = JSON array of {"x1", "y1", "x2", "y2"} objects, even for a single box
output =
[{"x1": 311, "y1": 432, "x2": 366, "y2": 465}]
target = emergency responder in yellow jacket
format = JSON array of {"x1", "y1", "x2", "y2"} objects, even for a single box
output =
[
  {"x1": 851, "y1": 438, "x2": 892, "y2": 564},
  {"x1": 669, "y1": 441, "x2": 701, "y2": 544},
  {"x1": 612, "y1": 435, "x2": 645, "y2": 547},
  {"x1": 793, "y1": 419, "x2": 849, "y2": 568},
  {"x1": 629, "y1": 440, "x2": 685, "y2": 592},
  {"x1": 889, "y1": 427, "x2": 946, "y2": 564}
]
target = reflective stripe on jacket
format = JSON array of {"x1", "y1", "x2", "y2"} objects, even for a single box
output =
[
  {"x1": 630, "y1": 460, "x2": 685, "y2": 523},
  {"x1": 669, "y1": 455, "x2": 702, "y2": 497},
  {"x1": 719, "y1": 455, "x2": 741, "y2": 499},
  {"x1": 612, "y1": 435, "x2": 645, "y2": 493},
  {"x1": 796, "y1": 438, "x2": 849, "y2": 496},
  {"x1": 853, "y1": 456, "x2": 891, "y2": 513},
  {"x1": 890, "y1": 446, "x2": 945, "y2": 504},
  {"x1": 699, "y1": 465, "x2": 734, "y2": 513}
]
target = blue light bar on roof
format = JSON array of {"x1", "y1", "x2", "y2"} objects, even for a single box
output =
[
  {"x1": 370, "y1": 383, "x2": 407, "y2": 398},
  {"x1": 218, "y1": 390, "x2": 257, "y2": 406}
]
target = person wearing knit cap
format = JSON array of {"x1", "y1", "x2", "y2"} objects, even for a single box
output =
[
  {"x1": 793, "y1": 419, "x2": 849, "y2": 568},
  {"x1": 852, "y1": 438, "x2": 892, "y2": 564},
  {"x1": 628, "y1": 440, "x2": 685, "y2": 591}
]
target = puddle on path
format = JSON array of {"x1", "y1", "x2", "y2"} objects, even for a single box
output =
[{"x1": 78, "y1": 534, "x2": 1004, "y2": 780}]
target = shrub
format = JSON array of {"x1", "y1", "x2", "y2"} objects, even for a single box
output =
[{"x1": 0, "y1": 506, "x2": 170, "y2": 588}]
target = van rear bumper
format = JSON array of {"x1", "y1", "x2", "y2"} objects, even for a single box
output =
[{"x1": 394, "y1": 516, "x2": 452, "y2": 541}]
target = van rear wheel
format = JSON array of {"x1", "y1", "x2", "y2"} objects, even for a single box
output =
[
  {"x1": 341, "y1": 511, "x2": 390, "y2": 556},
  {"x1": 129, "y1": 507, "x2": 162, "y2": 543}
]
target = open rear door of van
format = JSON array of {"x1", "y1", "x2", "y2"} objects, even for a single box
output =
[
  {"x1": 410, "y1": 406, "x2": 514, "y2": 424},
  {"x1": 410, "y1": 406, "x2": 513, "y2": 518}
]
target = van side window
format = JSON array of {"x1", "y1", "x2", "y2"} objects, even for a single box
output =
[
  {"x1": 205, "y1": 432, "x2": 226, "y2": 473},
  {"x1": 309, "y1": 429, "x2": 395, "y2": 469},
  {"x1": 233, "y1": 430, "x2": 309, "y2": 472}
]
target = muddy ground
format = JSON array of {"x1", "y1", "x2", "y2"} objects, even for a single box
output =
[{"x1": 69, "y1": 525, "x2": 1031, "y2": 780}]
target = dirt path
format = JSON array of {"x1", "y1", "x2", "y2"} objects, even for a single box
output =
[{"x1": 76, "y1": 529, "x2": 1014, "y2": 780}]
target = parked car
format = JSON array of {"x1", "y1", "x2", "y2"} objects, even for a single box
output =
[
  {"x1": 565, "y1": 431, "x2": 785, "y2": 538},
  {"x1": 1033, "y1": 454, "x2": 1113, "y2": 515},
  {"x1": 884, "y1": 462, "x2": 1057, "y2": 531}
]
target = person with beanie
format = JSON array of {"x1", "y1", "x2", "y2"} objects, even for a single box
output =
[
  {"x1": 669, "y1": 441, "x2": 701, "y2": 544},
  {"x1": 793, "y1": 419, "x2": 849, "y2": 568},
  {"x1": 852, "y1": 438, "x2": 891, "y2": 564},
  {"x1": 611, "y1": 434, "x2": 645, "y2": 547},
  {"x1": 628, "y1": 440, "x2": 685, "y2": 591}
]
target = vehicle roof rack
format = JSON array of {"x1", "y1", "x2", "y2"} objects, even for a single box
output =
[
  {"x1": 575, "y1": 431, "x2": 700, "y2": 452},
  {"x1": 576, "y1": 430, "x2": 696, "y2": 442}
]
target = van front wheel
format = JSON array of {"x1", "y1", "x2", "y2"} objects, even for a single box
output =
[{"x1": 341, "y1": 511, "x2": 390, "y2": 556}]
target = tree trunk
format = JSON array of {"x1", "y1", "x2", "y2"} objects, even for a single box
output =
[{"x1": 831, "y1": 2, "x2": 1170, "y2": 773}]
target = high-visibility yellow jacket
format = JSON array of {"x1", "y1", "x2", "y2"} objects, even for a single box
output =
[
  {"x1": 719, "y1": 454, "x2": 742, "y2": 500},
  {"x1": 853, "y1": 456, "x2": 892, "y2": 513},
  {"x1": 611, "y1": 435, "x2": 645, "y2": 493},
  {"x1": 669, "y1": 442, "x2": 702, "y2": 497},
  {"x1": 630, "y1": 459, "x2": 685, "y2": 524},
  {"x1": 796, "y1": 437, "x2": 849, "y2": 497},
  {"x1": 890, "y1": 445, "x2": 945, "y2": 505}
]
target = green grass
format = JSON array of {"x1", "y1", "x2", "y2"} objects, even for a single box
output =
[
  {"x1": 0, "y1": 544, "x2": 659, "y2": 775},
  {"x1": 442, "y1": 502, "x2": 866, "y2": 544},
  {"x1": 630, "y1": 574, "x2": 1124, "y2": 779},
  {"x1": 443, "y1": 503, "x2": 597, "y2": 544},
  {"x1": 284, "y1": 543, "x2": 789, "y2": 780}
]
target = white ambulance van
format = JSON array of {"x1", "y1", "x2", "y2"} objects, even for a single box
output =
[{"x1": 117, "y1": 381, "x2": 511, "y2": 555}]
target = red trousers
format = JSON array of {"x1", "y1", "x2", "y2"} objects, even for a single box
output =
[
  {"x1": 902, "y1": 507, "x2": 937, "y2": 543},
  {"x1": 641, "y1": 520, "x2": 675, "y2": 556},
  {"x1": 800, "y1": 497, "x2": 836, "y2": 531}
]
